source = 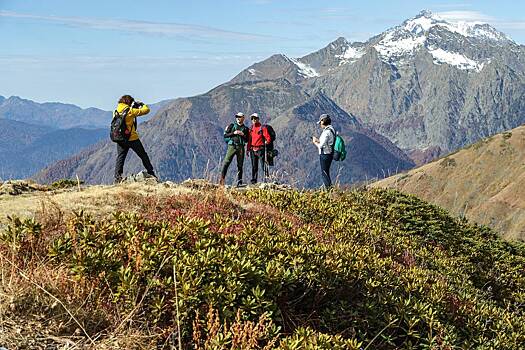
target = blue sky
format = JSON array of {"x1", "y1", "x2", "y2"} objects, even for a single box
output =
[{"x1": 1, "y1": 0, "x2": 525, "y2": 110}]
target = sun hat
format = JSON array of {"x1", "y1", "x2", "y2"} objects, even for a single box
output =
[{"x1": 317, "y1": 113, "x2": 330, "y2": 124}]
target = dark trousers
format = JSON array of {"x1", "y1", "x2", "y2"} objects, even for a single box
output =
[
  {"x1": 221, "y1": 145, "x2": 244, "y2": 184},
  {"x1": 320, "y1": 153, "x2": 333, "y2": 189},
  {"x1": 115, "y1": 139, "x2": 155, "y2": 180},
  {"x1": 250, "y1": 149, "x2": 268, "y2": 184}
]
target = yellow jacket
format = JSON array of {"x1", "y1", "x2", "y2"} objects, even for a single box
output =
[{"x1": 116, "y1": 102, "x2": 150, "y2": 141}]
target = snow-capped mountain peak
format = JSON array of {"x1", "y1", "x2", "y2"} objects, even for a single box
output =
[
  {"x1": 373, "y1": 10, "x2": 511, "y2": 72},
  {"x1": 401, "y1": 10, "x2": 509, "y2": 41}
]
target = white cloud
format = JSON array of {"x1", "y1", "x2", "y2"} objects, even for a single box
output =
[
  {"x1": 432, "y1": 3, "x2": 473, "y2": 10},
  {"x1": 437, "y1": 10, "x2": 494, "y2": 23},
  {"x1": 0, "y1": 10, "x2": 272, "y2": 41},
  {"x1": 437, "y1": 10, "x2": 525, "y2": 31}
]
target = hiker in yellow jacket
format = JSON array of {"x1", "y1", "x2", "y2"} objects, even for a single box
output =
[{"x1": 114, "y1": 95, "x2": 156, "y2": 183}]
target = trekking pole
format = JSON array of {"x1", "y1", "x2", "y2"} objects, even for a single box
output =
[{"x1": 264, "y1": 141, "x2": 268, "y2": 182}]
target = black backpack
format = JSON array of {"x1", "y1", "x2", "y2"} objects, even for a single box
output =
[
  {"x1": 110, "y1": 107, "x2": 134, "y2": 142},
  {"x1": 259, "y1": 125, "x2": 278, "y2": 162},
  {"x1": 263, "y1": 124, "x2": 276, "y2": 144}
]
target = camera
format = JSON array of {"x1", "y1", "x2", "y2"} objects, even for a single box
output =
[{"x1": 132, "y1": 101, "x2": 144, "y2": 108}]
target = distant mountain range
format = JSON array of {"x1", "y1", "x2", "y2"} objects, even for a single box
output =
[
  {"x1": 0, "y1": 119, "x2": 106, "y2": 179},
  {"x1": 373, "y1": 124, "x2": 525, "y2": 241},
  {"x1": 0, "y1": 95, "x2": 172, "y2": 129},
  {"x1": 0, "y1": 95, "x2": 111, "y2": 129},
  {"x1": 31, "y1": 10, "x2": 525, "y2": 187},
  {"x1": 0, "y1": 95, "x2": 172, "y2": 180}
]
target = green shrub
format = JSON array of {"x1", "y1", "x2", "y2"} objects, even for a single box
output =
[
  {"x1": 439, "y1": 158, "x2": 457, "y2": 168},
  {"x1": 50, "y1": 178, "x2": 83, "y2": 189}
]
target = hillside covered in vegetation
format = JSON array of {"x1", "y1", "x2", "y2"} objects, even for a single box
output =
[
  {"x1": 373, "y1": 124, "x2": 525, "y2": 241},
  {"x1": 1, "y1": 181, "x2": 525, "y2": 349}
]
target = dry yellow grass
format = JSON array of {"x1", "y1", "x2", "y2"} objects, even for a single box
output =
[
  {"x1": 373, "y1": 125, "x2": 525, "y2": 240},
  {"x1": 0, "y1": 181, "x2": 197, "y2": 239}
]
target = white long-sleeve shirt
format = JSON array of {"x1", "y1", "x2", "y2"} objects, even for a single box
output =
[{"x1": 317, "y1": 125, "x2": 336, "y2": 155}]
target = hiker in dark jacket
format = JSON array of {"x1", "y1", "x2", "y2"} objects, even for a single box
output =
[
  {"x1": 312, "y1": 114, "x2": 336, "y2": 189},
  {"x1": 220, "y1": 112, "x2": 249, "y2": 186},
  {"x1": 114, "y1": 95, "x2": 156, "y2": 184},
  {"x1": 247, "y1": 113, "x2": 271, "y2": 184}
]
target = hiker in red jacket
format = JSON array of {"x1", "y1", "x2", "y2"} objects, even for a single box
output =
[{"x1": 247, "y1": 113, "x2": 271, "y2": 184}]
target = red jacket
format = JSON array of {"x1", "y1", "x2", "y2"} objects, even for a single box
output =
[{"x1": 247, "y1": 122, "x2": 271, "y2": 151}]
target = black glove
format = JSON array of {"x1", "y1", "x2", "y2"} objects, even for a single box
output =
[{"x1": 132, "y1": 101, "x2": 144, "y2": 108}]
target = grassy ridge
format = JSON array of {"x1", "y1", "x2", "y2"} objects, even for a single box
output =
[{"x1": 1, "y1": 187, "x2": 525, "y2": 349}]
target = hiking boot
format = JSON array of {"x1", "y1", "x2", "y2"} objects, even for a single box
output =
[
  {"x1": 114, "y1": 176, "x2": 123, "y2": 185},
  {"x1": 144, "y1": 172, "x2": 158, "y2": 181},
  {"x1": 236, "y1": 180, "x2": 243, "y2": 187}
]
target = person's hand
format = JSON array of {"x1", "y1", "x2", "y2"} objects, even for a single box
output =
[
  {"x1": 312, "y1": 136, "x2": 319, "y2": 143},
  {"x1": 234, "y1": 130, "x2": 244, "y2": 136}
]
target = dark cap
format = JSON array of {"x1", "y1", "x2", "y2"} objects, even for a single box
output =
[{"x1": 317, "y1": 113, "x2": 330, "y2": 124}]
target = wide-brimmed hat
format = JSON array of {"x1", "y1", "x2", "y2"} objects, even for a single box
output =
[{"x1": 317, "y1": 113, "x2": 330, "y2": 124}]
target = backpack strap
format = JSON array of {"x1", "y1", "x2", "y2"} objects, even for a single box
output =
[
  {"x1": 114, "y1": 106, "x2": 130, "y2": 119},
  {"x1": 223, "y1": 123, "x2": 232, "y2": 135},
  {"x1": 122, "y1": 106, "x2": 137, "y2": 132},
  {"x1": 328, "y1": 128, "x2": 337, "y2": 154}
]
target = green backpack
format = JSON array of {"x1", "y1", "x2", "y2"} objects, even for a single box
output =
[{"x1": 329, "y1": 129, "x2": 346, "y2": 161}]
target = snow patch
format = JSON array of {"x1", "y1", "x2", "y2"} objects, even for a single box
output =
[
  {"x1": 247, "y1": 68, "x2": 258, "y2": 76},
  {"x1": 289, "y1": 57, "x2": 320, "y2": 78},
  {"x1": 429, "y1": 48, "x2": 485, "y2": 72},
  {"x1": 336, "y1": 46, "x2": 365, "y2": 65},
  {"x1": 404, "y1": 16, "x2": 435, "y2": 34},
  {"x1": 374, "y1": 33, "x2": 427, "y2": 59}
]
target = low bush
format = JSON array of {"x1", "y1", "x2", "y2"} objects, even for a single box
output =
[{"x1": 50, "y1": 178, "x2": 83, "y2": 189}]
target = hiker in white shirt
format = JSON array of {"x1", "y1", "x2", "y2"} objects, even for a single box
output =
[{"x1": 312, "y1": 114, "x2": 336, "y2": 188}]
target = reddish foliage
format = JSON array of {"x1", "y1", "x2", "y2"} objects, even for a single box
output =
[{"x1": 133, "y1": 191, "x2": 323, "y2": 239}]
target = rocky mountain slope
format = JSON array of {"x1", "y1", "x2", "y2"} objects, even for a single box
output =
[
  {"x1": 373, "y1": 124, "x2": 525, "y2": 240},
  {"x1": 35, "y1": 10, "x2": 525, "y2": 186}
]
